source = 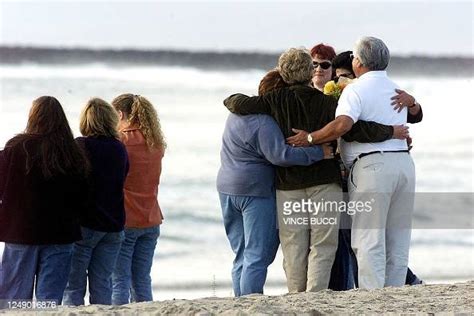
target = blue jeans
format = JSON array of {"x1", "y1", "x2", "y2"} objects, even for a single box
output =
[
  {"x1": 111, "y1": 226, "x2": 160, "y2": 305},
  {"x1": 62, "y1": 227, "x2": 124, "y2": 306},
  {"x1": 219, "y1": 192, "x2": 279, "y2": 297},
  {"x1": 0, "y1": 243, "x2": 73, "y2": 306},
  {"x1": 329, "y1": 229, "x2": 357, "y2": 290}
]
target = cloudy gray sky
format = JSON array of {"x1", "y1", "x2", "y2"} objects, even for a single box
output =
[{"x1": 0, "y1": 0, "x2": 472, "y2": 56}]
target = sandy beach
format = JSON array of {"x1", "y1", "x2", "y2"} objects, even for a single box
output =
[{"x1": 1, "y1": 281, "x2": 472, "y2": 315}]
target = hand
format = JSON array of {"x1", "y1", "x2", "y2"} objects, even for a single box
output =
[
  {"x1": 286, "y1": 128, "x2": 310, "y2": 147},
  {"x1": 391, "y1": 89, "x2": 415, "y2": 113},
  {"x1": 392, "y1": 125, "x2": 409, "y2": 139},
  {"x1": 407, "y1": 136, "x2": 413, "y2": 151},
  {"x1": 321, "y1": 143, "x2": 335, "y2": 159}
]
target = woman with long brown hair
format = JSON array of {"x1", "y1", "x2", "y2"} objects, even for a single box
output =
[
  {"x1": 110, "y1": 94, "x2": 166, "y2": 304},
  {"x1": 0, "y1": 96, "x2": 88, "y2": 304}
]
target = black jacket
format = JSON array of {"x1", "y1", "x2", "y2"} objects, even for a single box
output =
[
  {"x1": 77, "y1": 136, "x2": 129, "y2": 232},
  {"x1": 0, "y1": 137, "x2": 88, "y2": 244}
]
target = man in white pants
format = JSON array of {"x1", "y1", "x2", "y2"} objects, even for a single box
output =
[{"x1": 290, "y1": 37, "x2": 421, "y2": 289}]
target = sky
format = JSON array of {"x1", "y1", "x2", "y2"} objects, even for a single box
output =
[{"x1": 0, "y1": 0, "x2": 472, "y2": 56}]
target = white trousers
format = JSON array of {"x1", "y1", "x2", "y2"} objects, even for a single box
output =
[{"x1": 349, "y1": 152, "x2": 415, "y2": 289}]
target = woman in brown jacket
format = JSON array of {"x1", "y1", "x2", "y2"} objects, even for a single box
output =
[{"x1": 111, "y1": 94, "x2": 166, "y2": 304}]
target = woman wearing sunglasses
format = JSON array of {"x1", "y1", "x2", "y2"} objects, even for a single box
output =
[{"x1": 310, "y1": 43, "x2": 336, "y2": 91}]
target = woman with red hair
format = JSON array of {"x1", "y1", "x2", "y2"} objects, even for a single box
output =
[{"x1": 310, "y1": 43, "x2": 336, "y2": 91}]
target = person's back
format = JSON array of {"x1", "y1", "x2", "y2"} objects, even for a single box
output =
[
  {"x1": 223, "y1": 49, "x2": 344, "y2": 293},
  {"x1": 218, "y1": 111, "x2": 329, "y2": 196},
  {"x1": 218, "y1": 114, "x2": 279, "y2": 197},
  {"x1": 0, "y1": 135, "x2": 87, "y2": 245},
  {"x1": 335, "y1": 37, "x2": 417, "y2": 289},
  {"x1": 63, "y1": 98, "x2": 129, "y2": 306},
  {"x1": 270, "y1": 85, "x2": 341, "y2": 189},
  {"x1": 78, "y1": 135, "x2": 129, "y2": 232},
  {"x1": 225, "y1": 84, "x2": 341, "y2": 190},
  {"x1": 120, "y1": 127, "x2": 164, "y2": 227},
  {"x1": 217, "y1": 86, "x2": 328, "y2": 296},
  {"x1": 338, "y1": 72, "x2": 408, "y2": 167},
  {"x1": 111, "y1": 93, "x2": 165, "y2": 305},
  {"x1": 0, "y1": 96, "x2": 89, "y2": 305}
]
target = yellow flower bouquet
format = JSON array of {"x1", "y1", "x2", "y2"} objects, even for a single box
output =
[{"x1": 323, "y1": 77, "x2": 354, "y2": 100}]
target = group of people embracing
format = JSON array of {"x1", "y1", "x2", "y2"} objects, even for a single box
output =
[
  {"x1": 0, "y1": 94, "x2": 166, "y2": 306},
  {"x1": 217, "y1": 36, "x2": 424, "y2": 296},
  {"x1": 0, "y1": 35, "x2": 425, "y2": 306}
]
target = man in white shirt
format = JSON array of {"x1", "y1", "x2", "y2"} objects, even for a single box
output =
[{"x1": 287, "y1": 37, "x2": 420, "y2": 289}]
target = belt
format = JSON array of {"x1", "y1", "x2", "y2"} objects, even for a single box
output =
[
  {"x1": 349, "y1": 150, "x2": 409, "y2": 188},
  {"x1": 352, "y1": 150, "x2": 409, "y2": 166}
]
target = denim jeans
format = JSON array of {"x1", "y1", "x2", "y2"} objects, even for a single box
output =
[
  {"x1": 111, "y1": 226, "x2": 160, "y2": 305},
  {"x1": 328, "y1": 229, "x2": 357, "y2": 291},
  {"x1": 219, "y1": 192, "x2": 279, "y2": 297},
  {"x1": 0, "y1": 243, "x2": 73, "y2": 306},
  {"x1": 62, "y1": 227, "x2": 124, "y2": 306}
]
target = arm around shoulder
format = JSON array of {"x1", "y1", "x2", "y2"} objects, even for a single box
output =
[
  {"x1": 343, "y1": 120, "x2": 393, "y2": 143},
  {"x1": 223, "y1": 92, "x2": 275, "y2": 115}
]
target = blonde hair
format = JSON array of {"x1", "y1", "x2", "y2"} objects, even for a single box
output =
[
  {"x1": 111, "y1": 94, "x2": 166, "y2": 150},
  {"x1": 278, "y1": 48, "x2": 313, "y2": 85},
  {"x1": 80, "y1": 98, "x2": 119, "y2": 139}
]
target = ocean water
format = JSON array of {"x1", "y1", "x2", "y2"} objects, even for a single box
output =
[{"x1": 0, "y1": 63, "x2": 473, "y2": 300}]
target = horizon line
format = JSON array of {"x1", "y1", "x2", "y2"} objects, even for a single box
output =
[{"x1": 1, "y1": 44, "x2": 473, "y2": 60}]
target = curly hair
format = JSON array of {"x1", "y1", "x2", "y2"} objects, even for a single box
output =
[
  {"x1": 111, "y1": 94, "x2": 167, "y2": 150},
  {"x1": 258, "y1": 69, "x2": 289, "y2": 96},
  {"x1": 277, "y1": 48, "x2": 313, "y2": 85}
]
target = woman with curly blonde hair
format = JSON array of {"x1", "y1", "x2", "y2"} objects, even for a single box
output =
[{"x1": 111, "y1": 94, "x2": 166, "y2": 304}]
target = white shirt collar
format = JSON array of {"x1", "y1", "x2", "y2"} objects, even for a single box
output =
[{"x1": 358, "y1": 70, "x2": 388, "y2": 80}]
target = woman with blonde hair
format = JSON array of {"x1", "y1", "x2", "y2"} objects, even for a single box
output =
[
  {"x1": 111, "y1": 94, "x2": 166, "y2": 304},
  {"x1": 63, "y1": 98, "x2": 129, "y2": 306},
  {"x1": 0, "y1": 96, "x2": 88, "y2": 304}
]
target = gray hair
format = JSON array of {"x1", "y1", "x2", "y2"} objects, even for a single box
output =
[
  {"x1": 354, "y1": 36, "x2": 390, "y2": 71},
  {"x1": 278, "y1": 48, "x2": 313, "y2": 85}
]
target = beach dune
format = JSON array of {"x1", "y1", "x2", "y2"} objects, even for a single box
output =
[{"x1": 2, "y1": 281, "x2": 473, "y2": 315}]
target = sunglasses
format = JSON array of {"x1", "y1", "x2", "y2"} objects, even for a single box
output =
[
  {"x1": 312, "y1": 61, "x2": 332, "y2": 70},
  {"x1": 337, "y1": 73, "x2": 353, "y2": 79},
  {"x1": 335, "y1": 73, "x2": 354, "y2": 82}
]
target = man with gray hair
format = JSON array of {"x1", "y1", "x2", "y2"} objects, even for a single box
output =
[
  {"x1": 223, "y1": 47, "x2": 405, "y2": 292},
  {"x1": 298, "y1": 37, "x2": 422, "y2": 289}
]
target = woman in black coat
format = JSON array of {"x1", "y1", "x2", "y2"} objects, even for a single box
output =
[{"x1": 0, "y1": 96, "x2": 89, "y2": 305}]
